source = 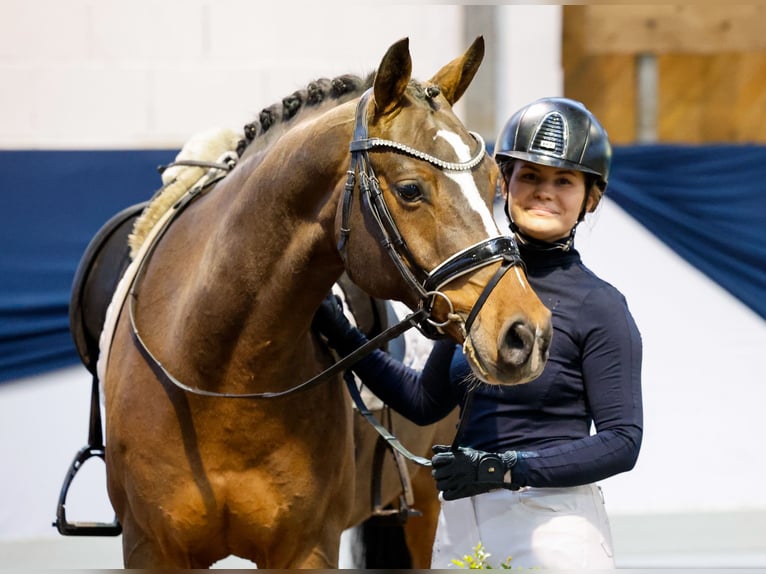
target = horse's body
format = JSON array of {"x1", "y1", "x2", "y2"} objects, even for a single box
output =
[{"x1": 100, "y1": 38, "x2": 552, "y2": 568}]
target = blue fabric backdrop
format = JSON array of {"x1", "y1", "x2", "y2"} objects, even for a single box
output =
[
  {"x1": 1, "y1": 150, "x2": 175, "y2": 383},
  {"x1": 1, "y1": 145, "x2": 764, "y2": 383},
  {"x1": 607, "y1": 145, "x2": 766, "y2": 322}
]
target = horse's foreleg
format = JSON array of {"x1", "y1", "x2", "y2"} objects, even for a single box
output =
[
  {"x1": 120, "y1": 512, "x2": 214, "y2": 569},
  {"x1": 123, "y1": 537, "x2": 179, "y2": 569},
  {"x1": 121, "y1": 515, "x2": 176, "y2": 568},
  {"x1": 290, "y1": 527, "x2": 345, "y2": 569},
  {"x1": 295, "y1": 548, "x2": 338, "y2": 569}
]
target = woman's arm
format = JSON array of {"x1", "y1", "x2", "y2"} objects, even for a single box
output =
[
  {"x1": 513, "y1": 286, "x2": 643, "y2": 487},
  {"x1": 312, "y1": 294, "x2": 461, "y2": 424},
  {"x1": 351, "y1": 339, "x2": 461, "y2": 425}
]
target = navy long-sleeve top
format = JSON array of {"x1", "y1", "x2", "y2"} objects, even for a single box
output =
[{"x1": 347, "y1": 243, "x2": 643, "y2": 488}]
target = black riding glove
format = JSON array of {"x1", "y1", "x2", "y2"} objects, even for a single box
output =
[
  {"x1": 431, "y1": 445, "x2": 519, "y2": 501},
  {"x1": 311, "y1": 292, "x2": 368, "y2": 355}
]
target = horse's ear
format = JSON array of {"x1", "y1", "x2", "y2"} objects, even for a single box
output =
[
  {"x1": 429, "y1": 35, "x2": 485, "y2": 106},
  {"x1": 372, "y1": 37, "x2": 412, "y2": 116}
]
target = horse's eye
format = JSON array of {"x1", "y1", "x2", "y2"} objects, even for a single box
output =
[{"x1": 395, "y1": 183, "x2": 423, "y2": 203}]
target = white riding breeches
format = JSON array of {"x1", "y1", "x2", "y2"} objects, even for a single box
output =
[{"x1": 431, "y1": 483, "x2": 615, "y2": 569}]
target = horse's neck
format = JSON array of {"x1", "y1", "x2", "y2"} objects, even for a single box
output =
[{"x1": 171, "y1": 115, "x2": 352, "y2": 380}]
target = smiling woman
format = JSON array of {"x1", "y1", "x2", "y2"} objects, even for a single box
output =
[
  {"x1": 312, "y1": 95, "x2": 643, "y2": 569},
  {"x1": 496, "y1": 97, "x2": 611, "y2": 250}
]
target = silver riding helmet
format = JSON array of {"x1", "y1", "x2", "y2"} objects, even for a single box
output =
[{"x1": 494, "y1": 97, "x2": 612, "y2": 192}]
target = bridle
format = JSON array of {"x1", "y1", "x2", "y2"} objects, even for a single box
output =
[
  {"x1": 128, "y1": 88, "x2": 524, "y2": 403},
  {"x1": 336, "y1": 88, "x2": 527, "y2": 465},
  {"x1": 339, "y1": 88, "x2": 524, "y2": 339}
]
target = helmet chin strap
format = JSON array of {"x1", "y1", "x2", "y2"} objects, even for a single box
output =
[{"x1": 503, "y1": 195, "x2": 577, "y2": 252}]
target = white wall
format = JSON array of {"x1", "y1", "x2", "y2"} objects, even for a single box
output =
[
  {"x1": 494, "y1": 4, "x2": 563, "y2": 131},
  {"x1": 0, "y1": 0, "x2": 464, "y2": 149},
  {"x1": 2, "y1": 1, "x2": 766, "y2": 567}
]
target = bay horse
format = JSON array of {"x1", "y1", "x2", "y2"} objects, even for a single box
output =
[{"x1": 98, "y1": 37, "x2": 552, "y2": 568}]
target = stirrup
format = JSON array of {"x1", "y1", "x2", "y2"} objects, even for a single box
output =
[
  {"x1": 370, "y1": 414, "x2": 423, "y2": 526},
  {"x1": 52, "y1": 374, "x2": 121, "y2": 536},
  {"x1": 53, "y1": 445, "x2": 122, "y2": 536}
]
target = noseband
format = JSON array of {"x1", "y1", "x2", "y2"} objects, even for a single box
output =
[{"x1": 338, "y1": 88, "x2": 524, "y2": 337}]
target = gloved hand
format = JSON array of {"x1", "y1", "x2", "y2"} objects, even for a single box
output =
[
  {"x1": 311, "y1": 292, "x2": 367, "y2": 354},
  {"x1": 431, "y1": 445, "x2": 518, "y2": 500}
]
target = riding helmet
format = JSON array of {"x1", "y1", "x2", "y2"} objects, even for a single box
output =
[{"x1": 494, "y1": 97, "x2": 611, "y2": 191}]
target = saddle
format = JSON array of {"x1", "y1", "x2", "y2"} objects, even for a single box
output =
[{"x1": 69, "y1": 201, "x2": 148, "y2": 375}]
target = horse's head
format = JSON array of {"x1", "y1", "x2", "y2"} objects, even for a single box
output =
[{"x1": 337, "y1": 37, "x2": 552, "y2": 386}]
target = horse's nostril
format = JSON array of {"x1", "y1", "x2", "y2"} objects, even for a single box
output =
[{"x1": 499, "y1": 321, "x2": 534, "y2": 367}]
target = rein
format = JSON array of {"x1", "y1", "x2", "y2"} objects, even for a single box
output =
[
  {"x1": 126, "y1": 166, "x2": 428, "y2": 399},
  {"x1": 131, "y1": 295, "x2": 427, "y2": 399}
]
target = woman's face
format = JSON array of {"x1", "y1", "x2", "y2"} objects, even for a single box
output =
[{"x1": 506, "y1": 161, "x2": 592, "y2": 242}]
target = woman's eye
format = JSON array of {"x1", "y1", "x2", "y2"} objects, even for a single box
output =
[{"x1": 395, "y1": 183, "x2": 423, "y2": 202}]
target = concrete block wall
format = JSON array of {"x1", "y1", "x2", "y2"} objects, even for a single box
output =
[{"x1": 0, "y1": 0, "x2": 464, "y2": 149}]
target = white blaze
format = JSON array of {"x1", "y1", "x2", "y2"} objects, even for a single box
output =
[
  {"x1": 435, "y1": 129, "x2": 499, "y2": 237},
  {"x1": 513, "y1": 266, "x2": 528, "y2": 291}
]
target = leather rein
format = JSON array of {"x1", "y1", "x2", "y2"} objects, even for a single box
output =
[{"x1": 128, "y1": 88, "x2": 523, "y2": 419}]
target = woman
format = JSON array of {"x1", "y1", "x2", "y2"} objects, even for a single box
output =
[{"x1": 313, "y1": 97, "x2": 643, "y2": 569}]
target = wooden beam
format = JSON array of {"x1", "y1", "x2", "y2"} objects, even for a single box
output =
[{"x1": 581, "y1": 5, "x2": 766, "y2": 54}]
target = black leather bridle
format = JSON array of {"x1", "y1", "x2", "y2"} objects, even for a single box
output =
[
  {"x1": 335, "y1": 89, "x2": 528, "y2": 466},
  {"x1": 339, "y1": 88, "x2": 524, "y2": 338}
]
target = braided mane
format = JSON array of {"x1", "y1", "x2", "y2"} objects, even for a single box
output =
[{"x1": 236, "y1": 72, "x2": 376, "y2": 157}]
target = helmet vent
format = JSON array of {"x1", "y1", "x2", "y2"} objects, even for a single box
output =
[{"x1": 530, "y1": 112, "x2": 567, "y2": 157}]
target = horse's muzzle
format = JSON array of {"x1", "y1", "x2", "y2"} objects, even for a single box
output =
[
  {"x1": 493, "y1": 315, "x2": 552, "y2": 385},
  {"x1": 490, "y1": 318, "x2": 552, "y2": 385},
  {"x1": 499, "y1": 320, "x2": 537, "y2": 368}
]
